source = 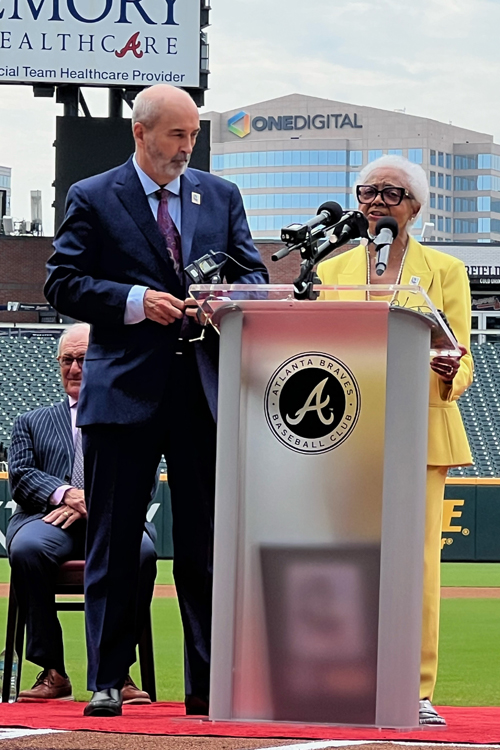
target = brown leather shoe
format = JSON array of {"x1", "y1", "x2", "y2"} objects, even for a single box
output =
[
  {"x1": 17, "y1": 669, "x2": 73, "y2": 702},
  {"x1": 121, "y1": 674, "x2": 151, "y2": 705}
]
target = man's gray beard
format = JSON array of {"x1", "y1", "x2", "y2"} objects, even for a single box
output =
[{"x1": 147, "y1": 144, "x2": 190, "y2": 181}]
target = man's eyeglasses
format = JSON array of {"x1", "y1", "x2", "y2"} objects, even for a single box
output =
[
  {"x1": 356, "y1": 185, "x2": 414, "y2": 207},
  {"x1": 57, "y1": 355, "x2": 85, "y2": 369}
]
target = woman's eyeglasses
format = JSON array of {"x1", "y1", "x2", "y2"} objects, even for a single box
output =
[
  {"x1": 57, "y1": 356, "x2": 85, "y2": 369},
  {"x1": 356, "y1": 185, "x2": 414, "y2": 206}
]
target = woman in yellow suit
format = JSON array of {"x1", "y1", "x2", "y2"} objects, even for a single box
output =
[{"x1": 317, "y1": 155, "x2": 473, "y2": 726}]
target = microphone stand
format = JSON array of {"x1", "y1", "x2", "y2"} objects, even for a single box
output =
[{"x1": 293, "y1": 258, "x2": 322, "y2": 301}]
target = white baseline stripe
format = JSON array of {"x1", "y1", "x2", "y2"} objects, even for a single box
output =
[
  {"x1": 0, "y1": 729, "x2": 66, "y2": 741},
  {"x1": 252, "y1": 741, "x2": 500, "y2": 750}
]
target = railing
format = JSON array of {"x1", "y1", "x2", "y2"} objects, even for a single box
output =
[{"x1": 471, "y1": 330, "x2": 500, "y2": 344}]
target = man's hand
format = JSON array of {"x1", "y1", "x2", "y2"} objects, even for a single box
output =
[
  {"x1": 144, "y1": 290, "x2": 185, "y2": 325},
  {"x1": 184, "y1": 297, "x2": 202, "y2": 321},
  {"x1": 44, "y1": 503, "x2": 85, "y2": 529},
  {"x1": 62, "y1": 488, "x2": 87, "y2": 517},
  {"x1": 430, "y1": 344, "x2": 467, "y2": 384}
]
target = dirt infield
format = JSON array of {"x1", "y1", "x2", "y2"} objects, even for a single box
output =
[
  {"x1": 0, "y1": 585, "x2": 496, "y2": 599},
  {"x1": 0, "y1": 584, "x2": 177, "y2": 598},
  {"x1": 440, "y1": 587, "x2": 500, "y2": 598},
  {"x1": 0, "y1": 733, "x2": 300, "y2": 749}
]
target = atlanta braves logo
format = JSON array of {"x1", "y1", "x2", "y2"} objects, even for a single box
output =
[
  {"x1": 286, "y1": 378, "x2": 334, "y2": 427},
  {"x1": 115, "y1": 32, "x2": 143, "y2": 59},
  {"x1": 264, "y1": 352, "x2": 361, "y2": 455}
]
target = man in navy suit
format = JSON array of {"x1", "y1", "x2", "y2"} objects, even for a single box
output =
[
  {"x1": 44, "y1": 84, "x2": 269, "y2": 717},
  {"x1": 7, "y1": 324, "x2": 156, "y2": 704}
]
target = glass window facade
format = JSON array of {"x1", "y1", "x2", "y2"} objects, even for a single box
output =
[
  {"x1": 430, "y1": 192, "x2": 436, "y2": 208},
  {"x1": 368, "y1": 150, "x2": 382, "y2": 162},
  {"x1": 437, "y1": 215, "x2": 444, "y2": 231},
  {"x1": 446, "y1": 153, "x2": 452, "y2": 169},
  {"x1": 0, "y1": 174, "x2": 10, "y2": 189},
  {"x1": 478, "y1": 196, "x2": 491, "y2": 211},
  {"x1": 224, "y1": 172, "x2": 349, "y2": 188},
  {"x1": 408, "y1": 148, "x2": 423, "y2": 164},
  {"x1": 446, "y1": 174, "x2": 452, "y2": 190},
  {"x1": 438, "y1": 173, "x2": 444, "y2": 189},
  {"x1": 479, "y1": 218, "x2": 491, "y2": 233},
  {"x1": 454, "y1": 154, "x2": 500, "y2": 172},
  {"x1": 248, "y1": 214, "x2": 324, "y2": 232},
  {"x1": 454, "y1": 176, "x2": 477, "y2": 191},
  {"x1": 212, "y1": 150, "x2": 348, "y2": 170},
  {"x1": 478, "y1": 153, "x2": 500, "y2": 171},
  {"x1": 445, "y1": 217, "x2": 452, "y2": 233},
  {"x1": 455, "y1": 155, "x2": 477, "y2": 170},
  {"x1": 430, "y1": 171, "x2": 436, "y2": 187},
  {"x1": 454, "y1": 219, "x2": 478, "y2": 233},
  {"x1": 492, "y1": 200, "x2": 500, "y2": 213},
  {"x1": 454, "y1": 197, "x2": 477, "y2": 212},
  {"x1": 349, "y1": 151, "x2": 363, "y2": 167},
  {"x1": 438, "y1": 195, "x2": 444, "y2": 210},
  {"x1": 438, "y1": 152, "x2": 444, "y2": 167},
  {"x1": 445, "y1": 196, "x2": 452, "y2": 212},
  {"x1": 242, "y1": 192, "x2": 348, "y2": 210},
  {"x1": 430, "y1": 150, "x2": 436, "y2": 166},
  {"x1": 478, "y1": 174, "x2": 500, "y2": 191},
  {"x1": 388, "y1": 149, "x2": 403, "y2": 156}
]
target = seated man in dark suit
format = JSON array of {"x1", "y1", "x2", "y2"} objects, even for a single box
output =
[{"x1": 7, "y1": 323, "x2": 157, "y2": 702}]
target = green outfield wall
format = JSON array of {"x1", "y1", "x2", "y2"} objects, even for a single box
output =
[{"x1": 0, "y1": 476, "x2": 497, "y2": 561}]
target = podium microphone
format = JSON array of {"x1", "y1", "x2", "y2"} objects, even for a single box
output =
[
  {"x1": 272, "y1": 201, "x2": 343, "y2": 260},
  {"x1": 313, "y1": 211, "x2": 369, "y2": 265},
  {"x1": 373, "y1": 217, "x2": 398, "y2": 276}
]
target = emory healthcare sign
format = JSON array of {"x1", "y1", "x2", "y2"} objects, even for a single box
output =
[{"x1": 0, "y1": 0, "x2": 201, "y2": 86}]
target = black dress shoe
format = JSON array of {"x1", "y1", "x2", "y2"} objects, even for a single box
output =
[
  {"x1": 185, "y1": 694, "x2": 209, "y2": 716},
  {"x1": 84, "y1": 688, "x2": 123, "y2": 717}
]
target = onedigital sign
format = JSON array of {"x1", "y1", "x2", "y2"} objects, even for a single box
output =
[
  {"x1": 227, "y1": 111, "x2": 363, "y2": 138},
  {"x1": 0, "y1": 0, "x2": 201, "y2": 86}
]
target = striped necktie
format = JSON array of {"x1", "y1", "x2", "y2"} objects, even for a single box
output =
[{"x1": 71, "y1": 427, "x2": 84, "y2": 490}]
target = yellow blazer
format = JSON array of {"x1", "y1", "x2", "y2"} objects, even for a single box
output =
[{"x1": 317, "y1": 237, "x2": 473, "y2": 467}]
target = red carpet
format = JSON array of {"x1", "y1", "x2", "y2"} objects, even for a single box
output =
[{"x1": 0, "y1": 702, "x2": 499, "y2": 742}]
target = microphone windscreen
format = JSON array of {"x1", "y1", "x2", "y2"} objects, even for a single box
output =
[
  {"x1": 316, "y1": 201, "x2": 343, "y2": 227},
  {"x1": 375, "y1": 216, "x2": 399, "y2": 238}
]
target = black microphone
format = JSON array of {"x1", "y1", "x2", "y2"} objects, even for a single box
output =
[
  {"x1": 373, "y1": 217, "x2": 398, "y2": 276},
  {"x1": 279, "y1": 201, "x2": 343, "y2": 245},
  {"x1": 272, "y1": 202, "x2": 343, "y2": 261},
  {"x1": 313, "y1": 211, "x2": 369, "y2": 266}
]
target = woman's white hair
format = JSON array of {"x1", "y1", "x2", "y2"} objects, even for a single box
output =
[{"x1": 353, "y1": 154, "x2": 429, "y2": 219}]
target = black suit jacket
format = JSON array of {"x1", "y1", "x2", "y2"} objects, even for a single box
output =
[{"x1": 44, "y1": 159, "x2": 269, "y2": 425}]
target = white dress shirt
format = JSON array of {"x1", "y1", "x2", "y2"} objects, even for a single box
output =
[{"x1": 124, "y1": 156, "x2": 182, "y2": 326}]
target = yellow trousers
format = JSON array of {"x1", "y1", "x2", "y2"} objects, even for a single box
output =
[{"x1": 420, "y1": 465, "x2": 448, "y2": 700}]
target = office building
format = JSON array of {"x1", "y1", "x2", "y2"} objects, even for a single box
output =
[{"x1": 205, "y1": 94, "x2": 500, "y2": 242}]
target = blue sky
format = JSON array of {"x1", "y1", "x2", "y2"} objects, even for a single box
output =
[{"x1": 0, "y1": 0, "x2": 496, "y2": 232}]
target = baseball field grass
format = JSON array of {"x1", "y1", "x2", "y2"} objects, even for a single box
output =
[{"x1": 0, "y1": 560, "x2": 498, "y2": 704}]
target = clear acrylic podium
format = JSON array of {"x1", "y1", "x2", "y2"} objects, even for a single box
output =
[{"x1": 190, "y1": 284, "x2": 459, "y2": 729}]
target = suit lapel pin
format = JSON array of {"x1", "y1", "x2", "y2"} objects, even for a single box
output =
[
  {"x1": 410, "y1": 275, "x2": 420, "y2": 285},
  {"x1": 192, "y1": 192, "x2": 201, "y2": 205}
]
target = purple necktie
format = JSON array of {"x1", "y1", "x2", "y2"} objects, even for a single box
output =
[{"x1": 156, "y1": 188, "x2": 182, "y2": 276}]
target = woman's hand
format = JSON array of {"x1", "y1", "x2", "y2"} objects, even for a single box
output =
[{"x1": 430, "y1": 345, "x2": 467, "y2": 383}]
